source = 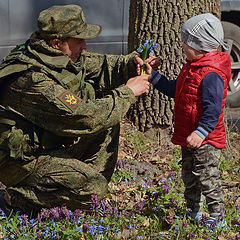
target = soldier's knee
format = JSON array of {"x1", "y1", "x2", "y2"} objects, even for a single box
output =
[{"x1": 85, "y1": 173, "x2": 108, "y2": 199}]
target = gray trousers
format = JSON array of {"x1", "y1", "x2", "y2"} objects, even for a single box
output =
[{"x1": 181, "y1": 144, "x2": 224, "y2": 217}]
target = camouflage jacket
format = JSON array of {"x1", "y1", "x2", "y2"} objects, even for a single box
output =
[{"x1": 0, "y1": 32, "x2": 138, "y2": 160}]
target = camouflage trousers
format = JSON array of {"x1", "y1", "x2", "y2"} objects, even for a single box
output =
[
  {"x1": 0, "y1": 125, "x2": 120, "y2": 217},
  {"x1": 181, "y1": 144, "x2": 224, "y2": 217}
]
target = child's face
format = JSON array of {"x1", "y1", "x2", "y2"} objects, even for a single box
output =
[{"x1": 182, "y1": 42, "x2": 203, "y2": 61}]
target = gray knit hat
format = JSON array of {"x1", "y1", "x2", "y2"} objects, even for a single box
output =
[{"x1": 181, "y1": 13, "x2": 228, "y2": 52}]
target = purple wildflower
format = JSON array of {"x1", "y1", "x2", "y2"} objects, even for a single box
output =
[
  {"x1": 135, "y1": 201, "x2": 145, "y2": 211},
  {"x1": 91, "y1": 194, "x2": 100, "y2": 210},
  {"x1": 146, "y1": 191, "x2": 152, "y2": 199},
  {"x1": 189, "y1": 233, "x2": 195, "y2": 239},
  {"x1": 236, "y1": 233, "x2": 240, "y2": 240},
  {"x1": 82, "y1": 223, "x2": 90, "y2": 233},
  {"x1": 153, "y1": 192, "x2": 162, "y2": 200},
  {"x1": 170, "y1": 198, "x2": 178, "y2": 206},
  {"x1": 163, "y1": 204, "x2": 171, "y2": 209},
  {"x1": 145, "y1": 179, "x2": 153, "y2": 187},
  {"x1": 20, "y1": 214, "x2": 28, "y2": 226},
  {"x1": 162, "y1": 182, "x2": 170, "y2": 194},
  {"x1": 218, "y1": 210, "x2": 225, "y2": 222},
  {"x1": 58, "y1": 206, "x2": 70, "y2": 222},
  {"x1": 122, "y1": 210, "x2": 131, "y2": 218},
  {"x1": 73, "y1": 209, "x2": 83, "y2": 219},
  {"x1": 112, "y1": 207, "x2": 119, "y2": 217},
  {"x1": 48, "y1": 207, "x2": 60, "y2": 221},
  {"x1": 167, "y1": 171, "x2": 176, "y2": 178},
  {"x1": 36, "y1": 230, "x2": 42, "y2": 238},
  {"x1": 37, "y1": 208, "x2": 49, "y2": 223},
  {"x1": 167, "y1": 217, "x2": 175, "y2": 226},
  {"x1": 236, "y1": 204, "x2": 239, "y2": 211},
  {"x1": 182, "y1": 221, "x2": 188, "y2": 228},
  {"x1": 104, "y1": 205, "x2": 113, "y2": 217},
  {"x1": 116, "y1": 159, "x2": 127, "y2": 169}
]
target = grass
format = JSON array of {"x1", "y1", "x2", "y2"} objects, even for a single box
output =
[{"x1": 0, "y1": 120, "x2": 239, "y2": 239}]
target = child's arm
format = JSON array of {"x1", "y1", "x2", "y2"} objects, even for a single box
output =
[
  {"x1": 148, "y1": 70, "x2": 176, "y2": 97},
  {"x1": 145, "y1": 61, "x2": 176, "y2": 97}
]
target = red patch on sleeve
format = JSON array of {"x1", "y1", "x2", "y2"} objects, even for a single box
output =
[{"x1": 58, "y1": 91, "x2": 82, "y2": 109}]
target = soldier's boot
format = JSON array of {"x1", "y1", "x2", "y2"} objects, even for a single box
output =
[{"x1": 0, "y1": 189, "x2": 22, "y2": 217}]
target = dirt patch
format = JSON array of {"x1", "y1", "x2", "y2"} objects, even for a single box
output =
[{"x1": 120, "y1": 160, "x2": 160, "y2": 179}]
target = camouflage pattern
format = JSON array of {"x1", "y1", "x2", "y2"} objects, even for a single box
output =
[
  {"x1": 38, "y1": 5, "x2": 101, "y2": 40},
  {"x1": 181, "y1": 144, "x2": 224, "y2": 216},
  {"x1": 0, "y1": 31, "x2": 138, "y2": 216}
]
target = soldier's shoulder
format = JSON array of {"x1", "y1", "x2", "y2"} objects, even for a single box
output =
[{"x1": 31, "y1": 71, "x2": 52, "y2": 83}]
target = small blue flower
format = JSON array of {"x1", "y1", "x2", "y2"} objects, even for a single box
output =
[
  {"x1": 137, "y1": 46, "x2": 143, "y2": 53},
  {"x1": 137, "y1": 40, "x2": 158, "y2": 74},
  {"x1": 128, "y1": 223, "x2": 135, "y2": 229}
]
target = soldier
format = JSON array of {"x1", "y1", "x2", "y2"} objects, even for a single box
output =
[{"x1": 0, "y1": 4, "x2": 157, "y2": 216}]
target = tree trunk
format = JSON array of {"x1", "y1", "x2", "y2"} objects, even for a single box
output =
[{"x1": 127, "y1": 0, "x2": 221, "y2": 144}]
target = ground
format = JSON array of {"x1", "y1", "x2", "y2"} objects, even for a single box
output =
[{"x1": 111, "y1": 117, "x2": 240, "y2": 215}]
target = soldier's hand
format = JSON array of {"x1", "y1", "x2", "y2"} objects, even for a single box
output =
[
  {"x1": 126, "y1": 75, "x2": 150, "y2": 96},
  {"x1": 134, "y1": 55, "x2": 144, "y2": 75},
  {"x1": 186, "y1": 132, "x2": 203, "y2": 149},
  {"x1": 136, "y1": 62, "x2": 153, "y2": 76}
]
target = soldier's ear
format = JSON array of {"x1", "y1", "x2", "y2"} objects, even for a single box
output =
[{"x1": 49, "y1": 39, "x2": 62, "y2": 50}]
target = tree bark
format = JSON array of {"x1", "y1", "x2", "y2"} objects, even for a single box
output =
[{"x1": 127, "y1": 0, "x2": 221, "y2": 143}]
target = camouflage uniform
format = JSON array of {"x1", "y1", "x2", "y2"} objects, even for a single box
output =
[
  {"x1": 181, "y1": 144, "x2": 224, "y2": 218},
  {"x1": 0, "y1": 5, "x2": 138, "y2": 216}
]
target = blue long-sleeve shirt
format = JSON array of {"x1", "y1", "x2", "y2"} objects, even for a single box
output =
[{"x1": 149, "y1": 70, "x2": 224, "y2": 139}]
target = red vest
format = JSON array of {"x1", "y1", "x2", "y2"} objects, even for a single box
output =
[{"x1": 171, "y1": 51, "x2": 231, "y2": 148}]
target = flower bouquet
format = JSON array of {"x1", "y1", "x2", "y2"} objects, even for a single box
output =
[{"x1": 137, "y1": 40, "x2": 158, "y2": 75}]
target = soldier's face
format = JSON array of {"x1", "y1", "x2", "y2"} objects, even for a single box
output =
[{"x1": 58, "y1": 38, "x2": 86, "y2": 62}]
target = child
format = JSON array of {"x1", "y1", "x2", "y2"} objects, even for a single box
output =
[{"x1": 145, "y1": 13, "x2": 231, "y2": 227}]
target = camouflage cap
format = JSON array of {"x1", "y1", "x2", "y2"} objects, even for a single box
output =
[{"x1": 38, "y1": 4, "x2": 102, "y2": 40}]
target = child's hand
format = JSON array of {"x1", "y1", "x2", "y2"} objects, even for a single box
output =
[
  {"x1": 145, "y1": 55, "x2": 161, "y2": 70},
  {"x1": 136, "y1": 55, "x2": 161, "y2": 75},
  {"x1": 145, "y1": 63, "x2": 153, "y2": 75},
  {"x1": 186, "y1": 132, "x2": 204, "y2": 149}
]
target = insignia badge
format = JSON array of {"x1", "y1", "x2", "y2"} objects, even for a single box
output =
[{"x1": 58, "y1": 91, "x2": 82, "y2": 109}]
